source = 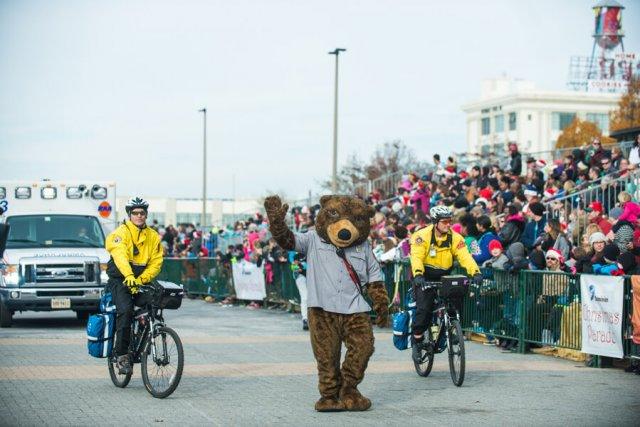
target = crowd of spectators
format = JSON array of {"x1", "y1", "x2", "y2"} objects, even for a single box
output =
[
  {"x1": 368, "y1": 135, "x2": 640, "y2": 279},
  {"x1": 148, "y1": 135, "x2": 640, "y2": 366}
]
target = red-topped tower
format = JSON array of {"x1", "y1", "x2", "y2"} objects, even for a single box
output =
[{"x1": 568, "y1": 0, "x2": 637, "y2": 92}]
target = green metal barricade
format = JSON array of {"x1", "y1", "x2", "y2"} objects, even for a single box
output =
[
  {"x1": 157, "y1": 258, "x2": 232, "y2": 299},
  {"x1": 157, "y1": 257, "x2": 639, "y2": 361},
  {"x1": 623, "y1": 278, "x2": 639, "y2": 360},
  {"x1": 270, "y1": 262, "x2": 300, "y2": 304}
]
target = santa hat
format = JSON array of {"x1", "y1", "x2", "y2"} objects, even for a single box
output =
[
  {"x1": 479, "y1": 188, "x2": 493, "y2": 200},
  {"x1": 459, "y1": 171, "x2": 469, "y2": 179},
  {"x1": 545, "y1": 248, "x2": 564, "y2": 264},
  {"x1": 543, "y1": 188, "x2": 556, "y2": 199},
  {"x1": 536, "y1": 159, "x2": 547, "y2": 169}
]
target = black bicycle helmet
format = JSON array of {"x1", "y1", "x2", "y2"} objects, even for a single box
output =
[{"x1": 125, "y1": 197, "x2": 149, "y2": 215}]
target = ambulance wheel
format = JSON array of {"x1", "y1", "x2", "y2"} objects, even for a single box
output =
[{"x1": 0, "y1": 302, "x2": 12, "y2": 327}]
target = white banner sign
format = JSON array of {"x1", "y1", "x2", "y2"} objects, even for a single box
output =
[
  {"x1": 581, "y1": 274, "x2": 624, "y2": 358},
  {"x1": 232, "y1": 260, "x2": 266, "y2": 301}
]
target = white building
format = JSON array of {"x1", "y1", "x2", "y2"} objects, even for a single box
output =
[
  {"x1": 462, "y1": 78, "x2": 620, "y2": 159},
  {"x1": 115, "y1": 196, "x2": 262, "y2": 227}
]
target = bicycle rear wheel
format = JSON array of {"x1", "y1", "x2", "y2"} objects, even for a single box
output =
[
  {"x1": 447, "y1": 319, "x2": 465, "y2": 386},
  {"x1": 141, "y1": 326, "x2": 184, "y2": 398},
  {"x1": 108, "y1": 356, "x2": 132, "y2": 388}
]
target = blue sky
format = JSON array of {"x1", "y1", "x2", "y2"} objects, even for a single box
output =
[{"x1": 1, "y1": 0, "x2": 639, "y2": 200}]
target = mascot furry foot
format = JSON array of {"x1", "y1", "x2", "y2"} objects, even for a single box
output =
[
  {"x1": 315, "y1": 397, "x2": 345, "y2": 412},
  {"x1": 339, "y1": 387, "x2": 371, "y2": 411}
]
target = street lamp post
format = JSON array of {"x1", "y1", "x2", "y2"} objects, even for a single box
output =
[
  {"x1": 198, "y1": 108, "x2": 207, "y2": 229},
  {"x1": 329, "y1": 48, "x2": 346, "y2": 193}
]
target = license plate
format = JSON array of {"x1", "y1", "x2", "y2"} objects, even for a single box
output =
[{"x1": 51, "y1": 298, "x2": 71, "y2": 309}]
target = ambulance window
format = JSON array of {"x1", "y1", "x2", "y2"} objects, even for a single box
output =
[
  {"x1": 41, "y1": 187, "x2": 57, "y2": 199},
  {"x1": 91, "y1": 186, "x2": 107, "y2": 199},
  {"x1": 66, "y1": 187, "x2": 83, "y2": 199},
  {"x1": 15, "y1": 187, "x2": 31, "y2": 199}
]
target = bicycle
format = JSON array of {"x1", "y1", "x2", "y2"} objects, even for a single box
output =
[
  {"x1": 108, "y1": 281, "x2": 185, "y2": 398},
  {"x1": 412, "y1": 275, "x2": 467, "y2": 386}
]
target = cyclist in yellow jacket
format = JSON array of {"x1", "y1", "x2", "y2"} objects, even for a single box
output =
[
  {"x1": 105, "y1": 197, "x2": 163, "y2": 374},
  {"x1": 409, "y1": 205, "x2": 482, "y2": 362}
]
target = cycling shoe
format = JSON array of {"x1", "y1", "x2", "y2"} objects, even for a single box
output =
[
  {"x1": 117, "y1": 355, "x2": 132, "y2": 375},
  {"x1": 411, "y1": 338, "x2": 433, "y2": 363}
]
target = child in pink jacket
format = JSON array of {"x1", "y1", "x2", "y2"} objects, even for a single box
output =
[{"x1": 617, "y1": 192, "x2": 640, "y2": 224}]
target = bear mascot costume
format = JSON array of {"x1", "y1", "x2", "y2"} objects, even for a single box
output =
[{"x1": 264, "y1": 195, "x2": 389, "y2": 412}]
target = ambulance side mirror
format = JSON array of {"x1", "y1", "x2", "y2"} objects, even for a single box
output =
[{"x1": 0, "y1": 224, "x2": 8, "y2": 258}]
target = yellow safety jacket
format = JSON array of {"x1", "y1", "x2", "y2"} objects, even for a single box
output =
[
  {"x1": 105, "y1": 220, "x2": 163, "y2": 284},
  {"x1": 409, "y1": 224, "x2": 480, "y2": 279}
]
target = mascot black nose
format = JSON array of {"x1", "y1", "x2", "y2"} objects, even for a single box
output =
[{"x1": 338, "y1": 229, "x2": 352, "y2": 241}]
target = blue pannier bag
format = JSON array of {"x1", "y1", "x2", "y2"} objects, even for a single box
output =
[
  {"x1": 392, "y1": 289, "x2": 417, "y2": 351},
  {"x1": 87, "y1": 312, "x2": 115, "y2": 358},
  {"x1": 99, "y1": 292, "x2": 116, "y2": 313},
  {"x1": 87, "y1": 291, "x2": 117, "y2": 358},
  {"x1": 392, "y1": 310, "x2": 412, "y2": 350}
]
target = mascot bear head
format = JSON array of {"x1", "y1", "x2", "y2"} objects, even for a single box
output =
[{"x1": 315, "y1": 195, "x2": 376, "y2": 248}]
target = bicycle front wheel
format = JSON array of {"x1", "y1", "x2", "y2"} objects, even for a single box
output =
[
  {"x1": 141, "y1": 326, "x2": 184, "y2": 398},
  {"x1": 413, "y1": 330, "x2": 435, "y2": 377},
  {"x1": 108, "y1": 356, "x2": 132, "y2": 388},
  {"x1": 447, "y1": 319, "x2": 465, "y2": 386}
]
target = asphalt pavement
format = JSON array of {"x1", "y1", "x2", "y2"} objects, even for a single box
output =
[{"x1": 0, "y1": 298, "x2": 637, "y2": 426}]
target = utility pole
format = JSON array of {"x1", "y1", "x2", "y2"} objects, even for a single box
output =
[
  {"x1": 199, "y1": 108, "x2": 207, "y2": 229},
  {"x1": 329, "y1": 48, "x2": 346, "y2": 193}
]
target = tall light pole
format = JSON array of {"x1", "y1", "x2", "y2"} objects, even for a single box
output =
[
  {"x1": 198, "y1": 108, "x2": 207, "y2": 229},
  {"x1": 329, "y1": 48, "x2": 346, "y2": 193}
]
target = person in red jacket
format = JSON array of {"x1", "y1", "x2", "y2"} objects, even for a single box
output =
[{"x1": 587, "y1": 201, "x2": 612, "y2": 235}]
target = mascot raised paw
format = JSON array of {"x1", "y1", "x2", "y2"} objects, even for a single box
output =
[{"x1": 264, "y1": 194, "x2": 389, "y2": 412}]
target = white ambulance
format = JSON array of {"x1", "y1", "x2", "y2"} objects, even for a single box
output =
[{"x1": 0, "y1": 180, "x2": 117, "y2": 327}]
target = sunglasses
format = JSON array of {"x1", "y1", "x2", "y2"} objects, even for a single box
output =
[
  {"x1": 130, "y1": 210, "x2": 147, "y2": 217},
  {"x1": 546, "y1": 257, "x2": 558, "y2": 261},
  {"x1": 438, "y1": 219, "x2": 452, "y2": 225},
  {"x1": 593, "y1": 142, "x2": 601, "y2": 146}
]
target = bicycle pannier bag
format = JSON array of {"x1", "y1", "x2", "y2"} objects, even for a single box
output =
[
  {"x1": 100, "y1": 291, "x2": 116, "y2": 313},
  {"x1": 87, "y1": 313, "x2": 115, "y2": 358},
  {"x1": 392, "y1": 289, "x2": 417, "y2": 351}
]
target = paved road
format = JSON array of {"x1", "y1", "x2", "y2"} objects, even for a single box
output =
[{"x1": 0, "y1": 299, "x2": 637, "y2": 426}]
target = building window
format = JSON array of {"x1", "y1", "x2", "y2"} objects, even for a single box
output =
[
  {"x1": 481, "y1": 108, "x2": 490, "y2": 114},
  {"x1": 551, "y1": 112, "x2": 576, "y2": 131},
  {"x1": 586, "y1": 113, "x2": 610, "y2": 134},
  {"x1": 146, "y1": 212, "x2": 166, "y2": 226},
  {"x1": 494, "y1": 115, "x2": 504, "y2": 133},
  {"x1": 176, "y1": 213, "x2": 202, "y2": 226},
  {"x1": 508, "y1": 112, "x2": 517, "y2": 131},
  {"x1": 481, "y1": 117, "x2": 491, "y2": 135},
  {"x1": 527, "y1": 114, "x2": 532, "y2": 121}
]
